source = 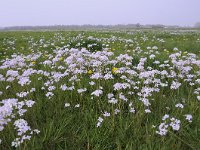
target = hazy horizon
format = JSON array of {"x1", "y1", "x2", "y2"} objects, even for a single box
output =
[{"x1": 1, "y1": 0, "x2": 200, "y2": 27}]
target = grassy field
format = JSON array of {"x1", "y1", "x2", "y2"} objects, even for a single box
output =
[{"x1": 0, "y1": 29, "x2": 200, "y2": 149}]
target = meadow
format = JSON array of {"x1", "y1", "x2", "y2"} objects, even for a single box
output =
[{"x1": 0, "y1": 29, "x2": 200, "y2": 149}]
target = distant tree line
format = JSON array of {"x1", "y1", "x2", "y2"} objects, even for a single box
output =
[{"x1": 0, "y1": 24, "x2": 189, "y2": 31}]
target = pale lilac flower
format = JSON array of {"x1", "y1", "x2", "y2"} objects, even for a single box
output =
[
  {"x1": 156, "y1": 123, "x2": 169, "y2": 136},
  {"x1": 91, "y1": 89, "x2": 103, "y2": 97},
  {"x1": 184, "y1": 114, "x2": 192, "y2": 122},
  {"x1": 170, "y1": 81, "x2": 181, "y2": 89},
  {"x1": 103, "y1": 112, "x2": 110, "y2": 117},
  {"x1": 170, "y1": 118, "x2": 181, "y2": 131},
  {"x1": 114, "y1": 109, "x2": 120, "y2": 114},
  {"x1": 25, "y1": 100, "x2": 35, "y2": 107},
  {"x1": 162, "y1": 114, "x2": 169, "y2": 121}
]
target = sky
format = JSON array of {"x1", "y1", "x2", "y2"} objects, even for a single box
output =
[{"x1": 0, "y1": 0, "x2": 200, "y2": 27}]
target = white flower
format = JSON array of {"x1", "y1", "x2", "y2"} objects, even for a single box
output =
[
  {"x1": 77, "y1": 88, "x2": 87, "y2": 93},
  {"x1": 75, "y1": 104, "x2": 80, "y2": 108},
  {"x1": 197, "y1": 96, "x2": 200, "y2": 101},
  {"x1": 145, "y1": 109, "x2": 151, "y2": 113},
  {"x1": 12, "y1": 138, "x2": 21, "y2": 147},
  {"x1": 175, "y1": 103, "x2": 184, "y2": 108},
  {"x1": 89, "y1": 81, "x2": 95, "y2": 85},
  {"x1": 97, "y1": 117, "x2": 104, "y2": 127},
  {"x1": 64, "y1": 103, "x2": 70, "y2": 107},
  {"x1": 45, "y1": 92, "x2": 54, "y2": 98},
  {"x1": 48, "y1": 86, "x2": 56, "y2": 91},
  {"x1": 98, "y1": 117, "x2": 103, "y2": 122},
  {"x1": 149, "y1": 54, "x2": 156, "y2": 59},
  {"x1": 130, "y1": 107, "x2": 135, "y2": 113},
  {"x1": 91, "y1": 89, "x2": 103, "y2": 97},
  {"x1": 6, "y1": 85, "x2": 10, "y2": 89},
  {"x1": 33, "y1": 129, "x2": 40, "y2": 134},
  {"x1": 30, "y1": 88, "x2": 36, "y2": 93}
]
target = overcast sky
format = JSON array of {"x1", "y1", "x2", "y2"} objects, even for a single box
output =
[{"x1": 0, "y1": 0, "x2": 200, "y2": 27}]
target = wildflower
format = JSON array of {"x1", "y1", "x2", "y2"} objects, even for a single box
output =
[
  {"x1": 197, "y1": 96, "x2": 200, "y2": 101},
  {"x1": 45, "y1": 92, "x2": 54, "y2": 98},
  {"x1": 156, "y1": 123, "x2": 169, "y2": 136},
  {"x1": 108, "y1": 98, "x2": 118, "y2": 104},
  {"x1": 103, "y1": 112, "x2": 110, "y2": 117},
  {"x1": 59, "y1": 57, "x2": 63, "y2": 61},
  {"x1": 119, "y1": 93, "x2": 128, "y2": 101},
  {"x1": 87, "y1": 69, "x2": 93, "y2": 75},
  {"x1": 90, "y1": 73, "x2": 103, "y2": 79},
  {"x1": 107, "y1": 93, "x2": 114, "y2": 99},
  {"x1": 75, "y1": 104, "x2": 80, "y2": 108},
  {"x1": 130, "y1": 107, "x2": 135, "y2": 113},
  {"x1": 104, "y1": 73, "x2": 114, "y2": 80},
  {"x1": 170, "y1": 118, "x2": 181, "y2": 131},
  {"x1": 114, "y1": 109, "x2": 120, "y2": 114},
  {"x1": 162, "y1": 114, "x2": 169, "y2": 120},
  {"x1": 14, "y1": 119, "x2": 31, "y2": 136},
  {"x1": 97, "y1": 117, "x2": 103, "y2": 127},
  {"x1": 89, "y1": 81, "x2": 95, "y2": 85},
  {"x1": 184, "y1": 114, "x2": 192, "y2": 122},
  {"x1": 175, "y1": 103, "x2": 184, "y2": 108},
  {"x1": 77, "y1": 88, "x2": 87, "y2": 93},
  {"x1": 18, "y1": 77, "x2": 31, "y2": 86},
  {"x1": 91, "y1": 89, "x2": 103, "y2": 97},
  {"x1": 48, "y1": 86, "x2": 56, "y2": 91},
  {"x1": 60, "y1": 84, "x2": 67, "y2": 91},
  {"x1": 113, "y1": 83, "x2": 130, "y2": 90},
  {"x1": 25, "y1": 100, "x2": 35, "y2": 107},
  {"x1": 145, "y1": 109, "x2": 151, "y2": 113},
  {"x1": 149, "y1": 54, "x2": 156, "y2": 59},
  {"x1": 31, "y1": 61, "x2": 36, "y2": 65},
  {"x1": 33, "y1": 129, "x2": 40, "y2": 134},
  {"x1": 170, "y1": 81, "x2": 181, "y2": 90},
  {"x1": 64, "y1": 103, "x2": 70, "y2": 107},
  {"x1": 112, "y1": 67, "x2": 118, "y2": 74}
]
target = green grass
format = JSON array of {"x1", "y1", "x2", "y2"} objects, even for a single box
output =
[{"x1": 0, "y1": 29, "x2": 200, "y2": 149}]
